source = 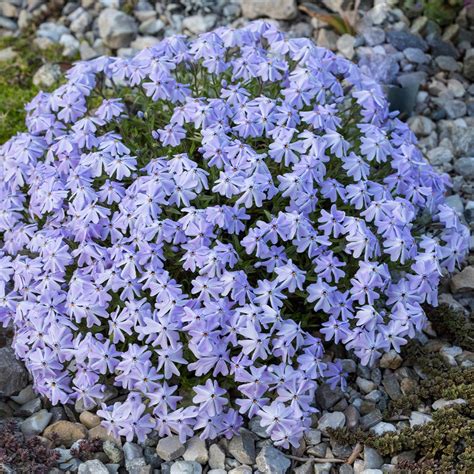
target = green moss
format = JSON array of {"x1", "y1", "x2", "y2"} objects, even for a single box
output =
[
  {"x1": 329, "y1": 339, "x2": 474, "y2": 472},
  {"x1": 424, "y1": 303, "x2": 474, "y2": 352},
  {"x1": 0, "y1": 35, "x2": 68, "y2": 144},
  {"x1": 401, "y1": 0, "x2": 463, "y2": 26}
]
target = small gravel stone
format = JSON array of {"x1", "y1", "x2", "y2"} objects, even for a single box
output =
[
  {"x1": 432, "y1": 398, "x2": 467, "y2": 410},
  {"x1": 11, "y1": 385, "x2": 36, "y2": 405},
  {"x1": 98, "y1": 8, "x2": 137, "y2": 49},
  {"x1": 103, "y1": 440, "x2": 123, "y2": 463},
  {"x1": 318, "y1": 412, "x2": 346, "y2": 434},
  {"x1": 156, "y1": 436, "x2": 185, "y2": 462},
  {"x1": 139, "y1": 18, "x2": 165, "y2": 35},
  {"x1": 183, "y1": 436, "x2": 208, "y2": 465},
  {"x1": 370, "y1": 422, "x2": 397, "y2": 435},
  {"x1": 36, "y1": 22, "x2": 69, "y2": 42},
  {"x1": 182, "y1": 14, "x2": 217, "y2": 34},
  {"x1": 294, "y1": 462, "x2": 313, "y2": 474},
  {"x1": 356, "y1": 377, "x2": 376, "y2": 394},
  {"x1": 451, "y1": 266, "x2": 474, "y2": 292},
  {"x1": 228, "y1": 429, "x2": 256, "y2": 465},
  {"x1": 126, "y1": 458, "x2": 151, "y2": 474},
  {"x1": 464, "y1": 49, "x2": 474, "y2": 80},
  {"x1": 408, "y1": 115, "x2": 435, "y2": 136},
  {"x1": 0, "y1": 47, "x2": 17, "y2": 62},
  {"x1": 361, "y1": 409, "x2": 383, "y2": 429},
  {"x1": 435, "y1": 55, "x2": 460, "y2": 72},
  {"x1": 364, "y1": 447, "x2": 384, "y2": 469},
  {"x1": 379, "y1": 350, "x2": 403, "y2": 370},
  {"x1": 256, "y1": 446, "x2": 291, "y2": 474},
  {"x1": 304, "y1": 429, "x2": 322, "y2": 445},
  {"x1": 88, "y1": 425, "x2": 122, "y2": 445},
  {"x1": 16, "y1": 397, "x2": 42, "y2": 417},
  {"x1": 314, "y1": 28, "x2": 337, "y2": 51},
  {"x1": 382, "y1": 374, "x2": 402, "y2": 400},
  {"x1": 0, "y1": 347, "x2": 29, "y2": 397},
  {"x1": 43, "y1": 421, "x2": 88, "y2": 448},
  {"x1": 362, "y1": 27, "x2": 386, "y2": 46},
  {"x1": 445, "y1": 100, "x2": 467, "y2": 119},
  {"x1": 345, "y1": 405, "x2": 360, "y2": 429},
  {"x1": 426, "y1": 147, "x2": 453, "y2": 169},
  {"x1": 208, "y1": 444, "x2": 225, "y2": 470},
  {"x1": 241, "y1": 0, "x2": 297, "y2": 20},
  {"x1": 337, "y1": 34, "x2": 355, "y2": 59},
  {"x1": 123, "y1": 442, "x2": 143, "y2": 461},
  {"x1": 387, "y1": 30, "x2": 427, "y2": 51},
  {"x1": 248, "y1": 416, "x2": 268, "y2": 438},
  {"x1": 78, "y1": 459, "x2": 109, "y2": 474},
  {"x1": 33, "y1": 63, "x2": 61, "y2": 88},
  {"x1": 228, "y1": 467, "x2": 252, "y2": 474},
  {"x1": 316, "y1": 383, "x2": 344, "y2": 410},
  {"x1": 170, "y1": 461, "x2": 202, "y2": 474},
  {"x1": 314, "y1": 462, "x2": 333, "y2": 473},
  {"x1": 79, "y1": 411, "x2": 101, "y2": 429},
  {"x1": 20, "y1": 409, "x2": 53, "y2": 436},
  {"x1": 410, "y1": 411, "x2": 433, "y2": 427},
  {"x1": 404, "y1": 47, "x2": 428, "y2": 64}
]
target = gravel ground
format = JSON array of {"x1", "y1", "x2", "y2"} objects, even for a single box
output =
[{"x1": 0, "y1": 0, "x2": 473, "y2": 473}]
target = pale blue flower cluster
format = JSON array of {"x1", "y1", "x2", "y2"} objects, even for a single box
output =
[{"x1": 0, "y1": 21, "x2": 468, "y2": 447}]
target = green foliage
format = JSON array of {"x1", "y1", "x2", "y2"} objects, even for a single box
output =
[
  {"x1": 401, "y1": 0, "x2": 464, "y2": 26},
  {"x1": 425, "y1": 303, "x2": 474, "y2": 352},
  {"x1": 329, "y1": 338, "x2": 474, "y2": 472},
  {"x1": 0, "y1": 35, "x2": 65, "y2": 144}
]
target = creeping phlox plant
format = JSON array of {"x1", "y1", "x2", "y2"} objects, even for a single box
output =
[{"x1": 0, "y1": 21, "x2": 469, "y2": 447}]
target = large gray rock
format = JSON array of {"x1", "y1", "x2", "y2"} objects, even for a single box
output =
[
  {"x1": 98, "y1": 8, "x2": 137, "y2": 49},
  {"x1": 241, "y1": 0, "x2": 297, "y2": 20},
  {"x1": 0, "y1": 347, "x2": 28, "y2": 397},
  {"x1": 256, "y1": 446, "x2": 291, "y2": 474}
]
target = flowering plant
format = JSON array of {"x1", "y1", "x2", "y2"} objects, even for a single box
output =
[{"x1": 0, "y1": 21, "x2": 469, "y2": 447}]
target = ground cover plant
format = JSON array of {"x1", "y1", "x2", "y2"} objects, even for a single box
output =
[
  {"x1": 0, "y1": 35, "x2": 65, "y2": 144},
  {"x1": 0, "y1": 21, "x2": 469, "y2": 447}
]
